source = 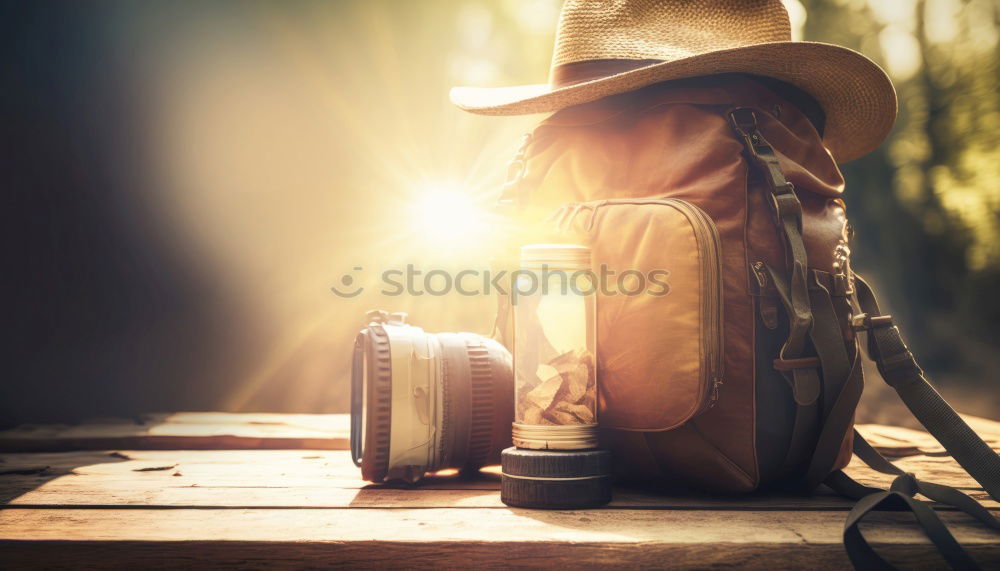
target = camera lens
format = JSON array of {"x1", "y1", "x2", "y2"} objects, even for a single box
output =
[{"x1": 351, "y1": 310, "x2": 513, "y2": 483}]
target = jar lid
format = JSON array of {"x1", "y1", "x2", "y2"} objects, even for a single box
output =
[
  {"x1": 511, "y1": 422, "x2": 599, "y2": 450},
  {"x1": 520, "y1": 243, "x2": 591, "y2": 271}
]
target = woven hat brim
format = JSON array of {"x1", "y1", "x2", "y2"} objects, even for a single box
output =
[{"x1": 450, "y1": 42, "x2": 896, "y2": 164}]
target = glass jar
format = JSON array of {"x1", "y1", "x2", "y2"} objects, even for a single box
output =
[{"x1": 512, "y1": 244, "x2": 597, "y2": 450}]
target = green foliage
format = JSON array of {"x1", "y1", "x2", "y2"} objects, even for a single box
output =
[{"x1": 803, "y1": 1, "x2": 1000, "y2": 369}]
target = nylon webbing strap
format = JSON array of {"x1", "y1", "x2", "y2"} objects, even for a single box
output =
[
  {"x1": 808, "y1": 274, "x2": 852, "y2": 420},
  {"x1": 825, "y1": 274, "x2": 1000, "y2": 569},
  {"x1": 852, "y1": 433, "x2": 999, "y2": 531},
  {"x1": 730, "y1": 108, "x2": 814, "y2": 377},
  {"x1": 802, "y1": 274, "x2": 856, "y2": 484},
  {"x1": 853, "y1": 275, "x2": 1000, "y2": 501},
  {"x1": 801, "y1": 273, "x2": 863, "y2": 490},
  {"x1": 803, "y1": 361, "x2": 863, "y2": 490},
  {"x1": 826, "y1": 432, "x2": 1000, "y2": 570},
  {"x1": 731, "y1": 109, "x2": 820, "y2": 478},
  {"x1": 764, "y1": 266, "x2": 862, "y2": 489}
]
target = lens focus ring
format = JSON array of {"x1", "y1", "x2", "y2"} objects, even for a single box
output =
[{"x1": 360, "y1": 324, "x2": 393, "y2": 483}]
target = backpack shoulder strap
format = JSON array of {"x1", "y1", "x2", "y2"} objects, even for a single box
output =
[
  {"x1": 827, "y1": 432, "x2": 1000, "y2": 570},
  {"x1": 852, "y1": 274, "x2": 1000, "y2": 500},
  {"x1": 827, "y1": 274, "x2": 1000, "y2": 569},
  {"x1": 729, "y1": 108, "x2": 823, "y2": 477}
]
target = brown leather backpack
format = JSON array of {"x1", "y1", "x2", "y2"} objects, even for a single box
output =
[{"x1": 495, "y1": 74, "x2": 1000, "y2": 568}]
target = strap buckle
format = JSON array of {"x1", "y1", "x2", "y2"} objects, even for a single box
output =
[
  {"x1": 770, "y1": 188, "x2": 802, "y2": 222},
  {"x1": 728, "y1": 108, "x2": 804, "y2": 228},
  {"x1": 729, "y1": 108, "x2": 777, "y2": 162},
  {"x1": 772, "y1": 356, "x2": 821, "y2": 371},
  {"x1": 728, "y1": 107, "x2": 758, "y2": 134},
  {"x1": 854, "y1": 313, "x2": 923, "y2": 387},
  {"x1": 850, "y1": 312, "x2": 894, "y2": 331}
]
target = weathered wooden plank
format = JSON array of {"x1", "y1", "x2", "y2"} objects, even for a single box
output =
[
  {"x1": 0, "y1": 475, "x2": 865, "y2": 510},
  {"x1": 0, "y1": 450, "x2": 996, "y2": 509},
  {"x1": 2, "y1": 413, "x2": 995, "y2": 456},
  {"x1": 3, "y1": 540, "x2": 999, "y2": 570},
  {"x1": 0, "y1": 426, "x2": 996, "y2": 569},
  {"x1": 0, "y1": 413, "x2": 349, "y2": 452},
  {"x1": 0, "y1": 508, "x2": 997, "y2": 569},
  {"x1": 856, "y1": 415, "x2": 1000, "y2": 457},
  {"x1": 7, "y1": 481, "x2": 991, "y2": 511}
]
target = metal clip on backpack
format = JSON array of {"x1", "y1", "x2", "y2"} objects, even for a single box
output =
[{"x1": 497, "y1": 75, "x2": 1000, "y2": 569}]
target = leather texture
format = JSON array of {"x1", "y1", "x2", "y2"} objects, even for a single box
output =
[{"x1": 508, "y1": 75, "x2": 856, "y2": 492}]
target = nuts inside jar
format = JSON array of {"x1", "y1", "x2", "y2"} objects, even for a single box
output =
[{"x1": 516, "y1": 348, "x2": 596, "y2": 425}]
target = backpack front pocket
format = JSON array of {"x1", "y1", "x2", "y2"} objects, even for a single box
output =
[{"x1": 552, "y1": 198, "x2": 724, "y2": 431}]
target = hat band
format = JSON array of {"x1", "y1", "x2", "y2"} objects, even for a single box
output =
[
  {"x1": 550, "y1": 59, "x2": 662, "y2": 88},
  {"x1": 549, "y1": 60, "x2": 828, "y2": 136}
]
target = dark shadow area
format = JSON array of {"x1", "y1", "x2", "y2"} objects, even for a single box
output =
[{"x1": 3, "y1": 2, "x2": 236, "y2": 426}]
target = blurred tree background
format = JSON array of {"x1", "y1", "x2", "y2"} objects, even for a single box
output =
[
  {"x1": 795, "y1": 0, "x2": 1000, "y2": 422},
  {"x1": 4, "y1": 0, "x2": 999, "y2": 425}
]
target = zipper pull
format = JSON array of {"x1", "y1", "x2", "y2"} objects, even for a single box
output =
[
  {"x1": 709, "y1": 377, "x2": 724, "y2": 407},
  {"x1": 750, "y1": 260, "x2": 779, "y2": 330},
  {"x1": 751, "y1": 260, "x2": 768, "y2": 290}
]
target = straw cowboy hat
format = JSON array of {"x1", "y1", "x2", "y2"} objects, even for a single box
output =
[{"x1": 450, "y1": 0, "x2": 896, "y2": 163}]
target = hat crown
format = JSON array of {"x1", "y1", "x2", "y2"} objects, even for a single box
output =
[
  {"x1": 451, "y1": 0, "x2": 896, "y2": 164},
  {"x1": 551, "y1": 0, "x2": 792, "y2": 68}
]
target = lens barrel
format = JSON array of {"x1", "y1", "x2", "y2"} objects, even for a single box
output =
[{"x1": 351, "y1": 311, "x2": 513, "y2": 483}]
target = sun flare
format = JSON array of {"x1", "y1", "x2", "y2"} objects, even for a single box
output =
[{"x1": 409, "y1": 183, "x2": 494, "y2": 250}]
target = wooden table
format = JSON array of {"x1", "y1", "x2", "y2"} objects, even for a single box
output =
[{"x1": 0, "y1": 413, "x2": 997, "y2": 568}]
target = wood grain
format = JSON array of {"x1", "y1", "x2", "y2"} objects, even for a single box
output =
[
  {"x1": 0, "y1": 508, "x2": 997, "y2": 569},
  {"x1": 2, "y1": 540, "x2": 999, "y2": 570},
  {"x1": 0, "y1": 414, "x2": 997, "y2": 568},
  {"x1": 2, "y1": 412, "x2": 995, "y2": 456},
  {"x1": 0, "y1": 450, "x2": 996, "y2": 509},
  {"x1": 0, "y1": 413, "x2": 349, "y2": 452},
  {"x1": 856, "y1": 418, "x2": 1000, "y2": 457}
]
